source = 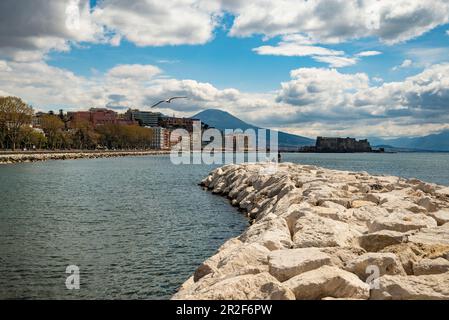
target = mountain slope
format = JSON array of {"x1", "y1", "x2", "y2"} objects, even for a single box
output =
[
  {"x1": 192, "y1": 109, "x2": 314, "y2": 148},
  {"x1": 369, "y1": 130, "x2": 449, "y2": 151}
]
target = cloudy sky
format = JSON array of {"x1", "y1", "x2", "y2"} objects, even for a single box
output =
[{"x1": 1, "y1": 0, "x2": 449, "y2": 138}]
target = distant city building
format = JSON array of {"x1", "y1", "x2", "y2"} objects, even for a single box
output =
[
  {"x1": 31, "y1": 112, "x2": 46, "y2": 128},
  {"x1": 125, "y1": 109, "x2": 161, "y2": 127},
  {"x1": 148, "y1": 127, "x2": 170, "y2": 149},
  {"x1": 158, "y1": 116, "x2": 199, "y2": 132},
  {"x1": 68, "y1": 108, "x2": 137, "y2": 127}
]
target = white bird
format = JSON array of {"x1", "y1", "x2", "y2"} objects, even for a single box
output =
[{"x1": 150, "y1": 96, "x2": 188, "y2": 108}]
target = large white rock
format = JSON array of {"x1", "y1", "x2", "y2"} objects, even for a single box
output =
[
  {"x1": 426, "y1": 210, "x2": 449, "y2": 226},
  {"x1": 413, "y1": 258, "x2": 449, "y2": 275},
  {"x1": 293, "y1": 214, "x2": 360, "y2": 248},
  {"x1": 408, "y1": 224, "x2": 449, "y2": 246},
  {"x1": 358, "y1": 230, "x2": 408, "y2": 252},
  {"x1": 368, "y1": 212, "x2": 437, "y2": 233},
  {"x1": 239, "y1": 214, "x2": 292, "y2": 250},
  {"x1": 344, "y1": 253, "x2": 406, "y2": 281},
  {"x1": 284, "y1": 266, "x2": 370, "y2": 300},
  {"x1": 268, "y1": 248, "x2": 332, "y2": 282},
  {"x1": 173, "y1": 272, "x2": 295, "y2": 300},
  {"x1": 371, "y1": 273, "x2": 449, "y2": 300}
]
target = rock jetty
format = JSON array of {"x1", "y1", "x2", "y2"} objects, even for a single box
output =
[
  {"x1": 0, "y1": 150, "x2": 170, "y2": 164},
  {"x1": 173, "y1": 162, "x2": 449, "y2": 300}
]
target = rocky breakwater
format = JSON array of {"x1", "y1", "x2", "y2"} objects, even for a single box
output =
[
  {"x1": 173, "y1": 163, "x2": 449, "y2": 300},
  {"x1": 0, "y1": 150, "x2": 170, "y2": 164}
]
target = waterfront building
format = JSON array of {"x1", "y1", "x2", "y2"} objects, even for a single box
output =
[
  {"x1": 68, "y1": 108, "x2": 137, "y2": 127},
  {"x1": 125, "y1": 109, "x2": 161, "y2": 127},
  {"x1": 148, "y1": 127, "x2": 170, "y2": 149}
]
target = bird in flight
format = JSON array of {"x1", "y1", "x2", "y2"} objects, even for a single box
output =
[{"x1": 149, "y1": 96, "x2": 188, "y2": 108}]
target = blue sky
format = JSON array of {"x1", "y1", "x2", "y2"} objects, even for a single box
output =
[{"x1": 1, "y1": 0, "x2": 449, "y2": 138}]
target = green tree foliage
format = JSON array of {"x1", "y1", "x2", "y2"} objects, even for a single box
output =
[
  {"x1": 0, "y1": 96, "x2": 33, "y2": 150},
  {"x1": 96, "y1": 124, "x2": 155, "y2": 150},
  {"x1": 18, "y1": 126, "x2": 47, "y2": 150},
  {"x1": 40, "y1": 115, "x2": 65, "y2": 149},
  {"x1": 70, "y1": 119, "x2": 99, "y2": 150}
]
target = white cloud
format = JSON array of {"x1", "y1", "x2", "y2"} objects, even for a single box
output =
[
  {"x1": 253, "y1": 44, "x2": 343, "y2": 57},
  {"x1": 252, "y1": 34, "x2": 357, "y2": 68},
  {"x1": 356, "y1": 51, "x2": 383, "y2": 57},
  {"x1": 3, "y1": 58, "x2": 449, "y2": 138},
  {"x1": 312, "y1": 56, "x2": 358, "y2": 68},
  {"x1": 0, "y1": 0, "x2": 102, "y2": 61},
  {"x1": 106, "y1": 64, "x2": 162, "y2": 81},
  {"x1": 226, "y1": 0, "x2": 449, "y2": 45},
  {"x1": 392, "y1": 59, "x2": 413, "y2": 70},
  {"x1": 93, "y1": 0, "x2": 220, "y2": 46}
]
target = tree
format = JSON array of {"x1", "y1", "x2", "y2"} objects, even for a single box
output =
[
  {"x1": 71, "y1": 119, "x2": 98, "y2": 149},
  {"x1": 18, "y1": 126, "x2": 47, "y2": 150},
  {"x1": 0, "y1": 96, "x2": 33, "y2": 150},
  {"x1": 41, "y1": 114, "x2": 64, "y2": 149}
]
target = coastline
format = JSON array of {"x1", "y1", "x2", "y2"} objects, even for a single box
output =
[
  {"x1": 0, "y1": 150, "x2": 171, "y2": 164},
  {"x1": 173, "y1": 162, "x2": 449, "y2": 300}
]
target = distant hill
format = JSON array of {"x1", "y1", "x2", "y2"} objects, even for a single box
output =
[
  {"x1": 192, "y1": 109, "x2": 314, "y2": 148},
  {"x1": 369, "y1": 130, "x2": 449, "y2": 152}
]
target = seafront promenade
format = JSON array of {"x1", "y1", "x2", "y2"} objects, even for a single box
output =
[
  {"x1": 0, "y1": 150, "x2": 170, "y2": 164},
  {"x1": 173, "y1": 162, "x2": 449, "y2": 300}
]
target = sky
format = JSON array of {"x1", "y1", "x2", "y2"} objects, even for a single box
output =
[{"x1": 1, "y1": 0, "x2": 449, "y2": 139}]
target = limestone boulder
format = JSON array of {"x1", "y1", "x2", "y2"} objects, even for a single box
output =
[
  {"x1": 370, "y1": 273, "x2": 449, "y2": 300},
  {"x1": 413, "y1": 258, "x2": 449, "y2": 275},
  {"x1": 426, "y1": 210, "x2": 449, "y2": 226},
  {"x1": 194, "y1": 238, "x2": 243, "y2": 281},
  {"x1": 344, "y1": 252, "x2": 406, "y2": 281},
  {"x1": 348, "y1": 206, "x2": 390, "y2": 223},
  {"x1": 381, "y1": 242, "x2": 449, "y2": 275},
  {"x1": 309, "y1": 206, "x2": 352, "y2": 222},
  {"x1": 284, "y1": 266, "x2": 370, "y2": 300},
  {"x1": 408, "y1": 224, "x2": 449, "y2": 246},
  {"x1": 358, "y1": 230, "x2": 408, "y2": 252},
  {"x1": 239, "y1": 214, "x2": 292, "y2": 250},
  {"x1": 268, "y1": 248, "x2": 332, "y2": 282},
  {"x1": 351, "y1": 200, "x2": 377, "y2": 209},
  {"x1": 320, "y1": 247, "x2": 366, "y2": 268},
  {"x1": 368, "y1": 212, "x2": 437, "y2": 233},
  {"x1": 173, "y1": 272, "x2": 295, "y2": 300},
  {"x1": 214, "y1": 243, "x2": 270, "y2": 276},
  {"x1": 293, "y1": 214, "x2": 361, "y2": 248}
]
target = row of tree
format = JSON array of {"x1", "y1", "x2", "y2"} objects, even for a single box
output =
[{"x1": 0, "y1": 96, "x2": 158, "y2": 151}]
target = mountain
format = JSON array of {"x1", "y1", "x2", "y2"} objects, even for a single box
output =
[
  {"x1": 369, "y1": 130, "x2": 449, "y2": 152},
  {"x1": 192, "y1": 109, "x2": 314, "y2": 148}
]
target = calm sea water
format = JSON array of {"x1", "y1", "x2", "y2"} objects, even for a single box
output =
[{"x1": 1, "y1": 152, "x2": 449, "y2": 299}]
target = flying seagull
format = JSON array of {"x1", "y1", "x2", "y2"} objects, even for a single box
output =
[{"x1": 149, "y1": 96, "x2": 188, "y2": 108}]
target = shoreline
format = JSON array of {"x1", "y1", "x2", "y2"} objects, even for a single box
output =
[
  {"x1": 0, "y1": 150, "x2": 171, "y2": 164},
  {"x1": 173, "y1": 162, "x2": 449, "y2": 300}
]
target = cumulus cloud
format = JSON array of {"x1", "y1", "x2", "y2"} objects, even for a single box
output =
[
  {"x1": 0, "y1": 0, "x2": 102, "y2": 61},
  {"x1": 226, "y1": 0, "x2": 449, "y2": 44},
  {"x1": 93, "y1": 0, "x2": 220, "y2": 46},
  {"x1": 2, "y1": 58, "x2": 449, "y2": 138},
  {"x1": 1, "y1": 0, "x2": 448, "y2": 64},
  {"x1": 271, "y1": 64, "x2": 449, "y2": 137}
]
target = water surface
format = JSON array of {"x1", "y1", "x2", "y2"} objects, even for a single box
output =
[{"x1": 1, "y1": 152, "x2": 449, "y2": 299}]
